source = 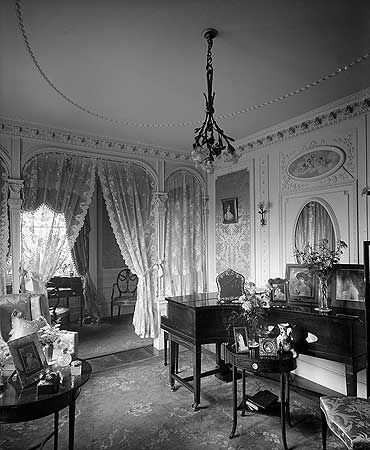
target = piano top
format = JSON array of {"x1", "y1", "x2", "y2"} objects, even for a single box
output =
[
  {"x1": 164, "y1": 292, "x2": 365, "y2": 320},
  {"x1": 165, "y1": 292, "x2": 242, "y2": 309}
]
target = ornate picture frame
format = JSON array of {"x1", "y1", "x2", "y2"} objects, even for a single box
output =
[
  {"x1": 268, "y1": 278, "x2": 289, "y2": 303},
  {"x1": 222, "y1": 197, "x2": 238, "y2": 224},
  {"x1": 259, "y1": 336, "x2": 278, "y2": 358},
  {"x1": 8, "y1": 332, "x2": 47, "y2": 388},
  {"x1": 233, "y1": 327, "x2": 249, "y2": 353},
  {"x1": 285, "y1": 264, "x2": 317, "y2": 305},
  {"x1": 331, "y1": 264, "x2": 365, "y2": 308}
]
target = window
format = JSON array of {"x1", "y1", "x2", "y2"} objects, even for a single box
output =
[
  {"x1": 294, "y1": 201, "x2": 335, "y2": 256},
  {"x1": 21, "y1": 204, "x2": 76, "y2": 280}
]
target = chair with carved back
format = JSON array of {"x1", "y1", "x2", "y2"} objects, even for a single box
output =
[
  {"x1": 111, "y1": 268, "x2": 139, "y2": 318},
  {"x1": 216, "y1": 268, "x2": 245, "y2": 303}
]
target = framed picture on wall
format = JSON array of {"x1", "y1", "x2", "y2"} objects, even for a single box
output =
[
  {"x1": 285, "y1": 264, "x2": 317, "y2": 305},
  {"x1": 222, "y1": 197, "x2": 238, "y2": 224},
  {"x1": 331, "y1": 264, "x2": 365, "y2": 307}
]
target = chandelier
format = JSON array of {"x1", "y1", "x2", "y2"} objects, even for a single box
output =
[{"x1": 192, "y1": 28, "x2": 238, "y2": 173}]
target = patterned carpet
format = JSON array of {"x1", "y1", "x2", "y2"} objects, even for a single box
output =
[
  {"x1": 0, "y1": 350, "x2": 347, "y2": 450},
  {"x1": 69, "y1": 314, "x2": 153, "y2": 359}
]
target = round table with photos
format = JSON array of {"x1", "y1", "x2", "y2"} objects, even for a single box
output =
[
  {"x1": 0, "y1": 359, "x2": 91, "y2": 450},
  {"x1": 224, "y1": 345, "x2": 297, "y2": 450}
]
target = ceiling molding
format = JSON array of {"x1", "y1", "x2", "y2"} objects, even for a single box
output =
[
  {"x1": 237, "y1": 88, "x2": 370, "y2": 155},
  {"x1": 0, "y1": 117, "x2": 192, "y2": 163}
]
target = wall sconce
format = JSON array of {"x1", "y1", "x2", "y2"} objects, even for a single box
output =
[{"x1": 258, "y1": 202, "x2": 268, "y2": 226}]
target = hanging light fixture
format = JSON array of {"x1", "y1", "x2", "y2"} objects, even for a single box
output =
[{"x1": 192, "y1": 28, "x2": 238, "y2": 173}]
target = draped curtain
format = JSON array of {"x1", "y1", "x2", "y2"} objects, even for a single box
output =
[
  {"x1": 164, "y1": 171, "x2": 206, "y2": 296},
  {"x1": 72, "y1": 213, "x2": 102, "y2": 321},
  {"x1": 97, "y1": 161, "x2": 157, "y2": 338},
  {"x1": 0, "y1": 160, "x2": 9, "y2": 295},
  {"x1": 21, "y1": 153, "x2": 96, "y2": 294},
  {"x1": 295, "y1": 201, "x2": 335, "y2": 253}
]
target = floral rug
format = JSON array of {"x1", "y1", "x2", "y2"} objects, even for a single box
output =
[
  {"x1": 0, "y1": 351, "x2": 346, "y2": 449},
  {"x1": 69, "y1": 314, "x2": 152, "y2": 359}
]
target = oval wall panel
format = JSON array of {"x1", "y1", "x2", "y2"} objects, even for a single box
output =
[{"x1": 287, "y1": 146, "x2": 345, "y2": 181}]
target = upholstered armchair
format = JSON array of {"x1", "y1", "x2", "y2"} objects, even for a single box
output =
[
  {"x1": 216, "y1": 268, "x2": 245, "y2": 303},
  {"x1": 0, "y1": 293, "x2": 51, "y2": 342}
]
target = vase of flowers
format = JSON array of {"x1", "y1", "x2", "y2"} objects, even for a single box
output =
[
  {"x1": 0, "y1": 342, "x2": 10, "y2": 388},
  {"x1": 228, "y1": 282, "x2": 269, "y2": 348},
  {"x1": 37, "y1": 322, "x2": 61, "y2": 364},
  {"x1": 294, "y1": 239, "x2": 347, "y2": 313}
]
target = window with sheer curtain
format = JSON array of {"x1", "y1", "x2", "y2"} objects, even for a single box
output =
[
  {"x1": 294, "y1": 201, "x2": 335, "y2": 255},
  {"x1": 164, "y1": 171, "x2": 206, "y2": 296},
  {"x1": 0, "y1": 159, "x2": 9, "y2": 295},
  {"x1": 21, "y1": 153, "x2": 96, "y2": 294}
]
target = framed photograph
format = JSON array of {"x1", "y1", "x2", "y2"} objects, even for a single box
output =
[
  {"x1": 268, "y1": 278, "x2": 289, "y2": 303},
  {"x1": 332, "y1": 264, "x2": 365, "y2": 306},
  {"x1": 222, "y1": 197, "x2": 238, "y2": 224},
  {"x1": 8, "y1": 332, "x2": 47, "y2": 388},
  {"x1": 259, "y1": 336, "x2": 278, "y2": 358},
  {"x1": 233, "y1": 327, "x2": 249, "y2": 353},
  {"x1": 285, "y1": 264, "x2": 316, "y2": 305}
]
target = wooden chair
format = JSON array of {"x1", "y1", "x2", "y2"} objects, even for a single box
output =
[
  {"x1": 320, "y1": 395, "x2": 370, "y2": 449},
  {"x1": 216, "y1": 268, "x2": 245, "y2": 303},
  {"x1": 46, "y1": 282, "x2": 70, "y2": 326},
  {"x1": 110, "y1": 268, "x2": 138, "y2": 318}
]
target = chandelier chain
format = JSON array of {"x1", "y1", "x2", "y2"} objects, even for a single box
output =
[{"x1": 15, "y1": 0, "x2": 370, "y2": 130}]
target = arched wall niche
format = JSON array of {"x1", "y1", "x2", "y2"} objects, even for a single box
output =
[
  {"x1": 21, "y1": 145, "x2": 159, "y2": 189},
  {"x1": 292, "y1": 197, "x2": 340, "y2": 255},
  {"x1": 165, "y1": 166, "x2": 206, "y2": 191}
]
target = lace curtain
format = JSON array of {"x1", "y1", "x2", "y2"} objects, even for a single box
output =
[
  {"x1": 295, "y1": 201, "x2": 335, "y2": 253},
  {"x1": 0, "y1": 161, "x2": 9, "y2": 295},
  {"x1": 21, "y1": 153, "x2": 96, "y2": 293},
  {"x1": 164, "y1": 171, "x2": 206, "y2": 296},
  {"x1": 97, "y1": 161, "x2": 157, "y2": 338}
]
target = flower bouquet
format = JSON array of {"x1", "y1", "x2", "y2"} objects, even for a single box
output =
[
  {"x1": 228, "y1": 282, "x2": 270, "y2": 347},
  {"x1": 0, "y1": 341, "x2": 11, "y2": 387},
  {"x1": 294, "y1": 239, "x2": 347, "y2": 312}
]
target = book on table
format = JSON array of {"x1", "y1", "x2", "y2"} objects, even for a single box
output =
[{"x1": 245, "y1": 390, "x2": 279, "y2": 411}]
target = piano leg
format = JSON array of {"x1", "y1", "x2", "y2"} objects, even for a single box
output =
[
  {"x1": 214, "y1": 343, "x2": 233, "y2": 382},
  {"x1": 192, "y1": 344, "x2": 201, "y2": 411},
  {"x1": 345, "y1": 364, "x2": 357, "y2": 396},
  {"x1": 169, "y1": 337, "x2": 177, "y2": 391}
]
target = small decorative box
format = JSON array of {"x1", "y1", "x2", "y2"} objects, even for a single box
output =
[{"x1": 37, "y1": 371, "x2": 60, "y2": 395}]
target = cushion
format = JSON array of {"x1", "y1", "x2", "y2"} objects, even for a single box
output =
[
  {"x1": 0, "y1": 293, "x2": 51, "y2": 342},
  {"x1": 320, "y1": 396, "x2": 370, "y2": 449},
  {"x1": 8, "y1": 311, "x2": 48, "y2": 341}
]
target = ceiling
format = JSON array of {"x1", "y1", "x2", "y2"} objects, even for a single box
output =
[{"x1": 1, "y1": 0, "x2": 370, "y2": 155}]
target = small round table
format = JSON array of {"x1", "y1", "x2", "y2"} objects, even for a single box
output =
[
  {"x1": 225, "y1": 346, "x2": 297, "y2": 450},
  {"x1": 0, "y1": 360, "x2": 92, "y2": 450}
]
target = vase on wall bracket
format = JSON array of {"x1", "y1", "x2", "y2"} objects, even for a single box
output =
[{"x1": 314, "y1": 276, "x2": 331, "y2": 313}]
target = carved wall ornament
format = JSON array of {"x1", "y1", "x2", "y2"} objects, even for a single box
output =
[
  {"x1": 239, "y1": 96, "x2": 370, "y2": 155},
  {"x1": 280, "y1": 132, "x2": 356, "y2": 192},
  {"x1": 287, "y1": 146, "x2": 345, "y2": 181},
  {"x1": 0, "y1": 120, "x2": 191, "y2": 163}
]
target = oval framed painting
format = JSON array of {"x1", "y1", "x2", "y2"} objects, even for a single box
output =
[{"x1": 287, "y1": 146, "x2": 345, "y2": 181}]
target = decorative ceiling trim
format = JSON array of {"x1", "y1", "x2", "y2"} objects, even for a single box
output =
[
  {"x1": 0, "y1": 118, "x2": 191, "y2": 162},
  {"x1": 237, "y1": 94, "x2": 370, "y2": 155}
]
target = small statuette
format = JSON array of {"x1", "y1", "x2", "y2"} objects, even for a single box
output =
[{"x1": 56, "y1": 350, "x2": 72, "y2": 367}]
